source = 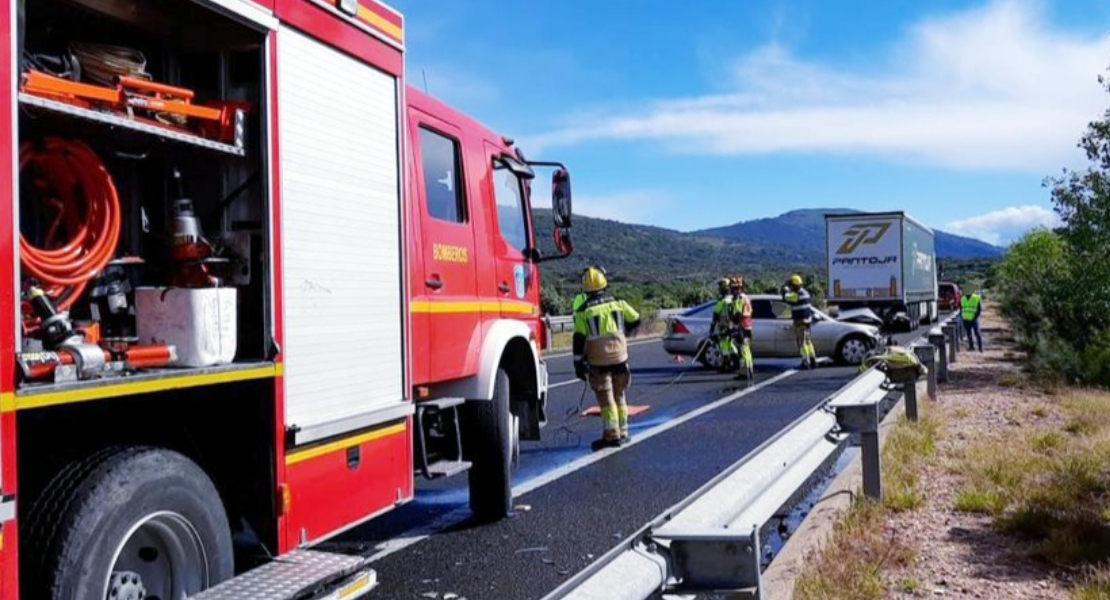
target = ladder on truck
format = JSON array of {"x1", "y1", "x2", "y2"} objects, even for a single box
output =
[{"x1": 188, "y1": 550, "x2": 376, "y2": 600}]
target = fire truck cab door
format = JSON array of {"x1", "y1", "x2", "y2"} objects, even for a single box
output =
[
  {"x1": 485, "y1": 143, "x2": 538, "y2": 319},
  {"x1": 410, "y1": 113, "x2": 481, "y2": 382}
]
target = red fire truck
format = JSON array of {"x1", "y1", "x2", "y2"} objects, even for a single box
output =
[{"x1": 0, "y1": 0, "x2": 573, "y2": 597}]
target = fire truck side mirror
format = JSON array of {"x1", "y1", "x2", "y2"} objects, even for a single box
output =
[{"x1": 552, "y1": 169, "x2": 572, "y2": 229}]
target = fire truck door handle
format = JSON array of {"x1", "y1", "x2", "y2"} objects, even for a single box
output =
[
  {"x1": 498, "y1": 282, "x2": 511, "y2": 294},
  {"x1": 425, "y1": 277, "x2": 443, "y2": 290}
]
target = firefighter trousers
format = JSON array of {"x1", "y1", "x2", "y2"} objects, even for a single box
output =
[
  {"x1": 588, "y1": 365, "x2": 632, "y2": 440},
  {"x1": 793, "y1": 322, "x2": 816, "y2": 361}
]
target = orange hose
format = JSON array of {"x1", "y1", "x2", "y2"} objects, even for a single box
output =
[{"x1": 19, "y1": 139, "x2": 121, "y2": 310}]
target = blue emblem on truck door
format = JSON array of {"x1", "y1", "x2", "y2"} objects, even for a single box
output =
[{"x1": 514, "y1": 264, "x2": 526, "y2": 299}]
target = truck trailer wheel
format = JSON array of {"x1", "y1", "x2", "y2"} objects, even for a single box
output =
[
  {"x1": 465, "y1": 369, "x2": 514, "y2": 521},
  {"x1": 25, "y1": 447, "x2": 233, "y2": 600}
]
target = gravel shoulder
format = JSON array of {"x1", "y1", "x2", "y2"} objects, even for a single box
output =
[{"x1": 885, "y1": 310, "x2": 1070, "y2": 599}]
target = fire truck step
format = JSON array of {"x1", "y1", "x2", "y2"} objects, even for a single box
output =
[
  {"x1": 426, "y1": 458, "x2": 472, "y2": 478},
  {"x1": 418, "y1": 396, "x2": 467, "y2": 410},
  {"x1": 189, "y1": 549, "x2": 376, "y2": 600}
]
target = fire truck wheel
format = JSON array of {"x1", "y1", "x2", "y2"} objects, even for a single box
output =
[
  {"x1": 24, "y1": 446, "x2": 234, "y2": 600},
  {"x1": 465, "y1": 368, "x2": 514, "y2": 521}
]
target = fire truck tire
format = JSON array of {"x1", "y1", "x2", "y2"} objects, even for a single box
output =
[
  {"x1": 465, "y1": 368, "x2": 514, "y2": 521},
  {"x1": 24, "y1": 446, "x2": 234, "y2": 600}
]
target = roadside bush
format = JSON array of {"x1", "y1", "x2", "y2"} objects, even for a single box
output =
[{"x1": 995, "y1": 70, "x2": 1110, "y2": 386}]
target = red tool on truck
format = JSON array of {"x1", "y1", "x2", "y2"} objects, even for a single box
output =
[{"x1": 0, "y1": 0, "x2": 573, "y2": 598}]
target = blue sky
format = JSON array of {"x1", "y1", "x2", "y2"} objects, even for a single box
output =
[{"x1": 390, "y1": 0, "x2": 1110, "y2": 245}]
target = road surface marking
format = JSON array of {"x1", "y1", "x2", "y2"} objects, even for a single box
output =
[{"x1": 365, "y1": 369, "x2": 797, "y2": 564}]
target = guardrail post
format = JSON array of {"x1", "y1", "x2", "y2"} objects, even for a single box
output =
[
  {"x1": 943, "y1": 323, "x2": 958, "y2": 363},
  {"x1": 832, "y1": 376, "x2": 885, "y2": 501},
  {"x1": 888, "y1": 367, "x2": 919, "y2": 423},
  {"x1": 929, "y1": 328, "x2": 948, "y2": 383},
  {"x1": 913, "y1": 343, "x2": 938, "y2": 401},
  {"x1": 861, "y1": 430, "x2": 882, "y2": 501}
]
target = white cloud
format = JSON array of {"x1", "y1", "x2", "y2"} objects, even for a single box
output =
[
  {"x1": 571, "y1": 191, "x2": 672, "y2": 224},
  {"x1": 529, "y1": 0, "x2": 1110, "y2": 172},
  {"x1": 945, "y1": 205, "x2": 1060, "y2": 245}
]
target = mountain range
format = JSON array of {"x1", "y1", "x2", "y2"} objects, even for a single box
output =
[
  {"x1": 535, "y1": 207, "x2": 1003, "y2": 289},
  {"x1": 695, "y1": 208, "x2": 1003, "y2": 260}
]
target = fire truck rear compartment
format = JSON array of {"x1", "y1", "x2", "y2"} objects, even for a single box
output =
[
  {"x1": 15, "y1": 0, "x2": 285, "y2": 594},
  {"x1": 17, "y1": 0, "x2": 272, "y2": 392}
]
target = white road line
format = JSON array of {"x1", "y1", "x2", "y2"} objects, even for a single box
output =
[
  {"x1": 549, "y1": 379, "x2": 583, "y2": 390},
  {"x1": 365, "y1": 369, "x2": 798, "y2": 564}
]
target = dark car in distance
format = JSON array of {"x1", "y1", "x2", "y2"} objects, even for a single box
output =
[{"x1": 938, "y1": 281, "x2": 962, "y2": 312}]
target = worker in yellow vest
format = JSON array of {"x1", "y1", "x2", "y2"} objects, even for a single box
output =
[
  {"x1": 728, "y1": 276, "x2": 755, "y2": 380},
  {"x1": 782, "y1": 274, "x2": 818, "y2": 370},
  {"x1": 961, "y1": 290, "x2": 983, "y2": 352},
  {"x1": 709, "y1": 277, "x2": 737, "y2": 372},
  {"x1": 573, "y1": 266, "x2": 642, "y2": 450}
]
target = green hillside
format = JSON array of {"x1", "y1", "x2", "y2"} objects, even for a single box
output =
[
  {"x1": 533, "y1": 208, "x2": 1003, "y2": 315},
  {"x1": 534, "y1": 209, "x2": 818, "y2": 314}
]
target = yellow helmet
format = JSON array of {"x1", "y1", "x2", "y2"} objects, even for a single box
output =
[
  {"x1": 717, "y1": 277, "x2": 732, "y2": 294},
  {"x1": 789, "y1": 274, "x2": 804, "y2": 287},
  {"x1": 583, "y1": 266, "x2": 608, "y2": 293}
]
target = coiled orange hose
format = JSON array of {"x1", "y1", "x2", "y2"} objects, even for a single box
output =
[{"x1": 20, "y1": 138, "x2": 121, "y2": 310}]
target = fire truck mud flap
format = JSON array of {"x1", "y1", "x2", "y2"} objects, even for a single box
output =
[{"x1": 188, "y1": 550, "x2": 376, "y2": 600}]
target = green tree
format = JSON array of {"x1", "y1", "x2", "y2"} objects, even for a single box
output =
[
  {"x1": 995, "y1": 229, "x2": 1068, "y2": 350},
  {"x1": 1045, "y1": 73, "x2": 1110, "y2": 351}
]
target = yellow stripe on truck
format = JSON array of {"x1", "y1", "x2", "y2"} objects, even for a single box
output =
[
  {"x1": 9, "y1": 364, "x2": 282, "y2": 412},
  {"x1": 410, "y1": 301, "x2": 537, "y2": 315},
  {"x1": 285, "y1": 423, "x2": 407, "y2": 466},
  {"x1": 356, "y1": 5, "x2": 403, "y2": 42}
]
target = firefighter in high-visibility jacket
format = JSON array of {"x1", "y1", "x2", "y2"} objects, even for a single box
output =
[
  {"x1": 573, "y1": 266, "x2": 642, "y2": 450},
  {"x1": 782, "y1": 274, "x2": 818, "y2": 370},
  {"x1": 729, "y1": 276, "x2": 755, "y2": 380},
  {"x1": 710, "y1": 277, "x2": 737, "y2": 371}
]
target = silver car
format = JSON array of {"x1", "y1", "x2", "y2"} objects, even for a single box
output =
[{"x1": 662, "y1": 295, "x2": 882, "y2": 367}]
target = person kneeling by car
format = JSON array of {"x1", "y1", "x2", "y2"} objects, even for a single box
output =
[{"x1": 573, "y1": 266, "x2": 642, "y2": 450}]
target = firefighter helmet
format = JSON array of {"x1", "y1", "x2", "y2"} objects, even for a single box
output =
[
  {"x1": 731, "y1": 276, "x2": 744, "y2": 290},
  {"x1": 789, "y1": 274, "x2": 804, "y2": 287},
  {"x1": 583, "y1": 266, "x2": 608, "y2": 293},
  {"x1": 717, "y1": 277, "x2": 731, "y2": 295}
]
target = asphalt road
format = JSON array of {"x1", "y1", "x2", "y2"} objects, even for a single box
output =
[{"x1": 329, "y1": 327, "x2": 930, "y2": 599}]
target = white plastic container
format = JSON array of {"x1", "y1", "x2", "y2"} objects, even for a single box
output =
[{"x1": 136, "y1": 287, "x2": 237, "y2": 367}]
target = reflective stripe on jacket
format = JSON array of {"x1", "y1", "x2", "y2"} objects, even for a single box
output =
[
  {"x1": 731, "y1": 294, "x2": 754, "y2": 330},
  {"x1": 961, "y1": 293, "x2": 982, "y2": 321},
  {"x1": 782, "y1": 287, "x2": 813, "y2": 323},
  {"x1": 573, "y1": 294, "x2": 642, "y2": 366},
  {"x1": 712, "y1": 294, "x2": 734, "y2": 333}
]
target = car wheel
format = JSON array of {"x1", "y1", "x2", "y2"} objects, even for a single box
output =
[
  {"x1": 697, "y1": 340, "x2": 724, "y2": 370},
  {"x1": 837, "y1": 335, "x2": 873, "y2": 365}
]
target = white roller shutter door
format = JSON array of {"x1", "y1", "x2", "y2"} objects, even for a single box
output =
[{"x1": 278, "y1": 27, "x2": 404, "y2": 437}]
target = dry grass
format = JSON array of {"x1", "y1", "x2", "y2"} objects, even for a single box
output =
[
  {"x1": 952, "y1": 389, "x2": 1110, "y2": 593},
  {"x1": 793, "y1": 412, "x2": 937, "y2": 599},
  {"x1": 883, "y1": 413, "x2": 942, "y2": 512},
  {"x1": 793, "y1": 499, "x2": 915, "y2": 600},
  {"x1": 1074, "y1": 568, "x2": 1110, "y2": 600}
]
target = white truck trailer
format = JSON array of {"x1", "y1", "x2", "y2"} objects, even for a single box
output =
[{"x1": 825, "y1": 212, "x2": 938, "y2": 330}]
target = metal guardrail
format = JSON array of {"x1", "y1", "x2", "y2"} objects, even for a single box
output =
[
  {"x1": 545, "y1": 308, "x2": 687, "y2": 333},
  {"x1": 543, "y1": 315, "x2": 959, "y2": 600},
  {"x1": 543, "y1": 308, "x2": 688, "y2": 351}
]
